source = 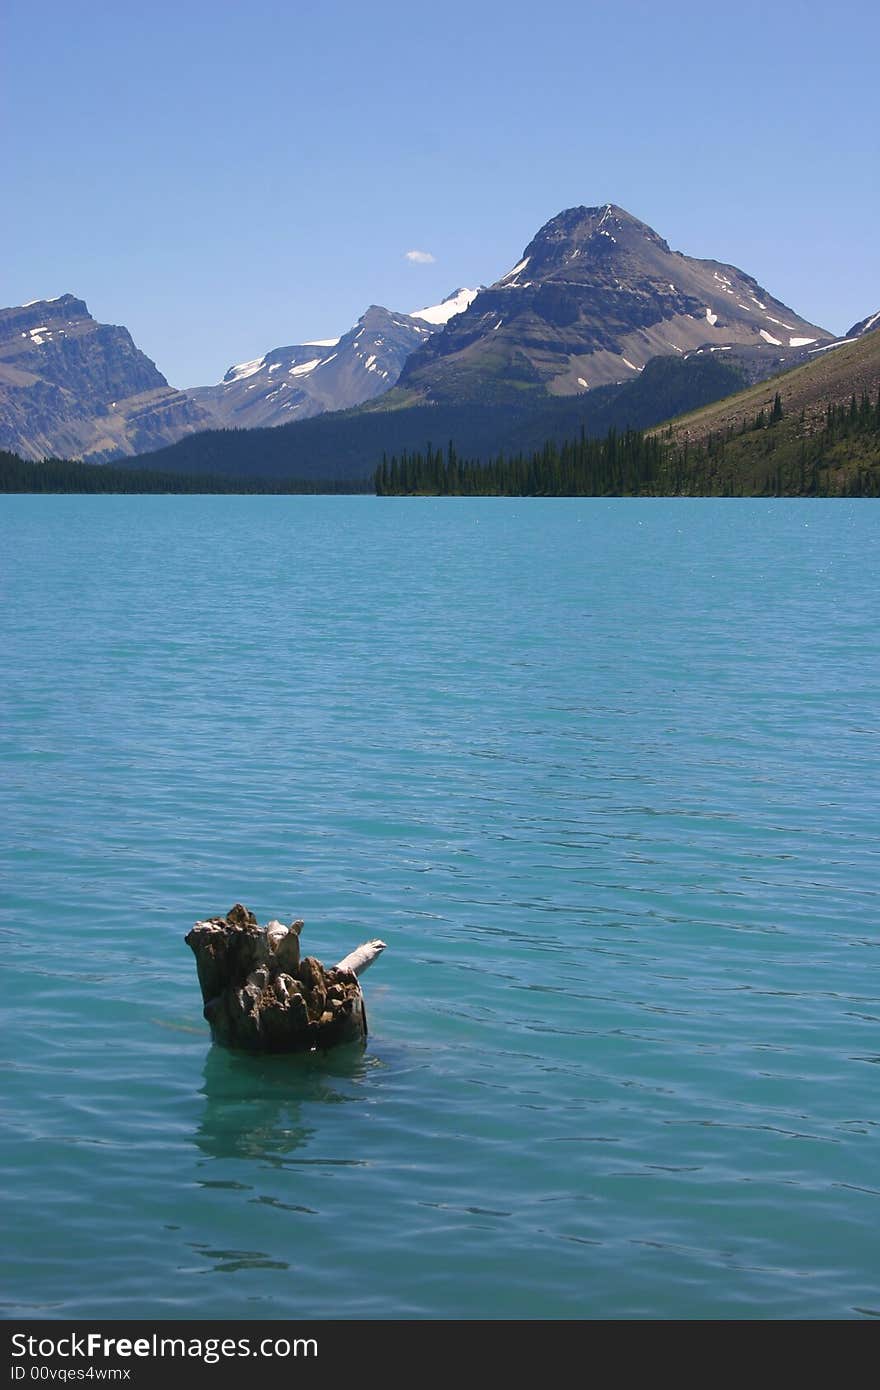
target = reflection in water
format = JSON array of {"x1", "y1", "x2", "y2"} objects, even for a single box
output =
[
  {"x1": 194, "y1": 1043, "x2": 373, "y2": 1163},
  {"x1": 184, "y1": 1243, "x2": 291, "y2": 1274}
]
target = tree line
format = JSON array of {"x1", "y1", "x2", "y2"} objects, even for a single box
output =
[
  {"x1": 0, "y1": 451, "x2": 372, "y2": 494},
  {"x1": 375, "y1": 429, "x2": 667, "y2": 497}
]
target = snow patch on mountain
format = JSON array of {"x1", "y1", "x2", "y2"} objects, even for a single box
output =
[
  {"x1": 410, "y1": 287, "x2": 480, "y2": 326},
  {"x1": 289, "y1": 358, "x2": 322, "y2": 378},
  {"x1": 225, "y1": 357, "x2": 264, "y2": 383},
  {"x1": 847, "y1": 310, "x2": 880, "y2": 338},
  {"x1": 502, "y1": 258, "x2": 529, "y2": 280}
]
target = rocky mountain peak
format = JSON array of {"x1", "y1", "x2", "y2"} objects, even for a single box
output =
[
  {"x1": 358, "y1": 304, "x2": 402, "y2": 328},
  {"x1": 520, "y1": 203, "x2": 670, "y2": 276},
  {"x1": 396, "y1": 202, "x2": 833, "y2": 404},
  {"x1": 0, "y1": 293, "x2": 89, "y2": 337},
  {"x1": 36, "y1": 292, "x2": 88, "y2": 316}
]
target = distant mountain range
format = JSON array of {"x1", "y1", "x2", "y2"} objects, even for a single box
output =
[
  {"x1": 0, "y1": 288, "x2": 479, "y2": 461},
  {"x1": 186, "y1": 290, "x2": 479, "y2": 430},
  {"x1": 5, "y1": 327, "x2": 877, "y2": 497},
  {"x1": 3, "y1": 203, "x2": 874, "y2": 470}
]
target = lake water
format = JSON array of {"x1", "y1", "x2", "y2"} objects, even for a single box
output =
[{"x1": 2, "y1": 495, "x2": 879, "y2": 1320}]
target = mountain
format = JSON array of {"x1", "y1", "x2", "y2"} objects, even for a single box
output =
[
  {"x1": 392, "y1": 204, "x2": 832, "y2": 404},
  {"x1": 187, "y1": 290, "x2": 480, "y2": 430},
  {"x1": 691, "y1": 304, "x2": 880, "y2": 388},
  {"x1": 0, "y1": 295, "x2": 213, "y2": 462},
  {"x1": 0, "y1": 286, "x2": 482, "y2": 457},
  {"x1": 848, "y1": 310, "x2": 880, "y2": 339},
  {"x1": 187, "y1": 306, "x2": 431, "y2": 430}
]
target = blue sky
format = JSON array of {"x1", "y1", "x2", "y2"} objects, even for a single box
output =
[{"x1": 3, "y1": 0, "x2": 877, "y2": 386}]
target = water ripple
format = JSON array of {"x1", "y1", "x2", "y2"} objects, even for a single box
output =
[{"x1": 2, "y1": 497, "x2": 880, "y2": 1319}]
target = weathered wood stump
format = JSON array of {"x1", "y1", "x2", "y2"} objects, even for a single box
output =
[{"x1": 186, "y1": 903, "x2": 386, "y2": 1053}]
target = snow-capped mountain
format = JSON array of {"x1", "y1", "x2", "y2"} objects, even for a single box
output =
[
  {"x1": 0, "y1": 295, "x2": 213, "y2": 462},
  {"x1": 395, "y1": 205, "x2": 833, "y2": 404},
  {"x1": 847, "y1": 310, "x2": 880, "y2": 339},
  {"x1": 188, "y1": 290, "x2": 480, "y2": 429},
  {"x1": 409, "y1": 287, "x2": 481, "y2": 326},
  {"x1": 188, "y1": 307, "x2": 432, "y2": 429}
]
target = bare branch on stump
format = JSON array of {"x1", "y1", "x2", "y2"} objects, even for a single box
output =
[{"x1": 335, "y1": 940, "x2": 386, "y2": 977}]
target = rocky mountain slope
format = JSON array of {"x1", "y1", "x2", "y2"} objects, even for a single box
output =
[
  {"x1": 393, "y1": 204, "x2": 833, "y2": 404},
  {"x1": 847, "y1": 310, "x2": 880, "y2": 339},
  {"x1": 0, "y1": 296, "x2": 213, "y2": 462},
  {"x1": 187, "y1": 290, "x2": 479, "y2": 430},
  {"x1": 659, "y1": 316, "x2": 880, "y2": 450},
  {"x1": 682, "y1": 303, "x2": 880, "y2": 388}
]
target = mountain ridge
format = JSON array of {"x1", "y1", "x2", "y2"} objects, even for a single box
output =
[
  {"x1": 186, "y1": 305, "x2": 435, "y2": 430},
  {"x1": 183, "y1": 289, "x2": 481, "y2": 431},
  {"x1": 0, "y1": 294, "x2": 212, "y2": 462},
  {"x1": 848, "y1": 309, "x2": 880, "y2": 339}
]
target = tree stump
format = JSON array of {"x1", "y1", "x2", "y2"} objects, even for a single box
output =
[{"x1": 186, "y1": 903, "x2": 386, "y2": 1053}]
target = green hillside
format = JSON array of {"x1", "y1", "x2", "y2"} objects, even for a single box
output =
[
  {"x1": 656, "y1": 391, "x2": 880, "y2": 496},
  {"x1": 657, "y1": 331, "x2": 880, "y2": 446},
  {"x1": 649, "y1": 331, "x2": 880, "y2": 495}
]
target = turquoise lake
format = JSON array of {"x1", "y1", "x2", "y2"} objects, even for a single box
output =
[{"x1": 2, "y1": 495, "x2": 879, "y2": 1320}]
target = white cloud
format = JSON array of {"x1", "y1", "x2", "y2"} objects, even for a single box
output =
[{"x1": 405, "y1": 249, "x2": 435, "y2": 264}]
